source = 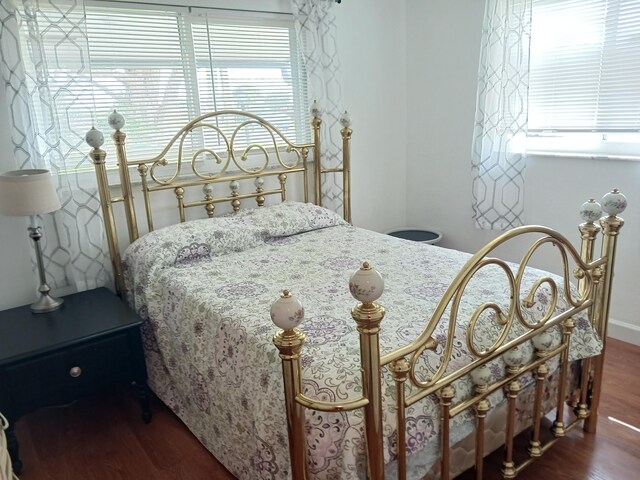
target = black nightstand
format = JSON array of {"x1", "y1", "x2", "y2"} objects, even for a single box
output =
[
  {"x1": 387, "y1": 228, "x2": 442, "y2": 245},
  {"x1": 0, "y1": 287, "x2": 151, "y2": 475}
]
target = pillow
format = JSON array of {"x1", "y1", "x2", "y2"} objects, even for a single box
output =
[{"x1": 123, "y1": 201, "x2": 347, "y2": 273}]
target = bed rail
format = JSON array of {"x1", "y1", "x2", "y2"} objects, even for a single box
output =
[
  {"x1": 271, "y1": 190, "x2": 626, "y2": 480},
  {"x1": 86, "y1": 106, "x2": 352, "y2": 294}
]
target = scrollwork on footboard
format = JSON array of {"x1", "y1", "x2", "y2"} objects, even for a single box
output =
[
  {"x1": 271, "y1": 190, "x2": 627, "y2": 480},
  {"x1": 383, "y1": 224, "x2": 598, "y2": 399}
]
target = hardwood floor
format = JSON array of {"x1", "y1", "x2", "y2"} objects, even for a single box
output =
[{"x1": 13, "y1": 338, "x2": 640, "y2": 479}]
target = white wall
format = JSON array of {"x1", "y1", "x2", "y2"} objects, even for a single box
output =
[
  {"x1": 336, "y1": 0, "x2": 408, "y2": 231},
  {"x1": 0, "y1": 0, "x2": 408, "y2": 309},
  {"x1": 405, "y1": 0, "x2": 640, "y2": 343},
  {"x1": 0, "y1": 84, "x2": 37, "y2": 310}
]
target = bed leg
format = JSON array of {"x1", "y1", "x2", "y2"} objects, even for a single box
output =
[
  {"x1": 576, "y1": 357, "x2": 591, "y2": 421},
  {"x1": 584, "y1": 354, "x2": 604, "y2": 433}
]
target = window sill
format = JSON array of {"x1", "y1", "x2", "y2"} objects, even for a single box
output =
[{"x1": 526, "y1": 150, "x2": 640, "y2": 162}]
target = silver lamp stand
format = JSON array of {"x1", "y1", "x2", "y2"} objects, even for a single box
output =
[{"x1": 28, "y1": 226, "x2": 63, "y2": 313}]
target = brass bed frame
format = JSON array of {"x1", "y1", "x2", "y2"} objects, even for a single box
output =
[{"x1": 87, "y1": 109, "x2": 625, "y2": 480}]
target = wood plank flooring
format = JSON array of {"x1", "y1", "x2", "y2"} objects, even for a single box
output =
[{"x1": 13, "y1": 338, "x2": 640, "y2": 479}]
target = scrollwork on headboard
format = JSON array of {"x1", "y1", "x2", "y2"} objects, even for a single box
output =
[{"x1": 86, "y1": 107, "x2": 352, "y2": 294}]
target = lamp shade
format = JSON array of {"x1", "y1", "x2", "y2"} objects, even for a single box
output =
[{"x1": 0, "y1": 169, "x2": 61, "y2": 216}]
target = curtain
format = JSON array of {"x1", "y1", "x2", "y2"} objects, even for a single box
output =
[
  {"x1": 0, "y1": 0, "x2": 110, "y2": 292},
  {"x1": 290, "y1": 0, "x2": 345, "y2": 213},
  {"x1": 471, "y1": 0, "x2": 532, "y2": 230}
]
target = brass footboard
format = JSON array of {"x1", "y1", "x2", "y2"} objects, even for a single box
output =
[{"x1": 271, "y1": 190, "x2": 626, "y2": 479}]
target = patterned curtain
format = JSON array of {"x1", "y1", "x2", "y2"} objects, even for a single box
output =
[
  {"x1": 290, "y1": 0, "x2": 345, "y2": 213},
  {"x1": 471, "y1": 0, "x2": 532, "y2": 230},
  {"x1": 0, "y1": 0, "x2": 110, "y2": 292}
]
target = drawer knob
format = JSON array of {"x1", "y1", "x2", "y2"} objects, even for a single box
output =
[{"x1": 69, "y1": 366, "x2": 82, "y2": 378}]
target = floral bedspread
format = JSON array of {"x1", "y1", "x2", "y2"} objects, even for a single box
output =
[{"x1": 123, "y1": 202, "x2": 602, "y2": 480}]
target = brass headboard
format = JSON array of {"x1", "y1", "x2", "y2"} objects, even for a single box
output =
[{"x1": 85, "y1": 108, "x2": 352, "y2": 294}]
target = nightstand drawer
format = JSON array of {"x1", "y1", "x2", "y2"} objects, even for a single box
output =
[{"x1": 3, "y1": 332, "x2": 134, "y2": 411}]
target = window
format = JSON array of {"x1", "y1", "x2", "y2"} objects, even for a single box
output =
[
  {"x1": 527, "y1": 0, "x2": 640, "y2": 158},
  {"x1": 31, "y1": 1, "x2": 309, "y2": 169}
]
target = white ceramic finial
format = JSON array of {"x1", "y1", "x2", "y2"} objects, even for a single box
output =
[
  {"x1": 254, "y1": 177, "x2": 264, "y2": 189},
  {"x1": 579, "y1": 198, "x2": 602, "y2": 223},
  {"x1": 108, "y1": 110, "x2": 126, "y2": 131},
  {"x1": 470, "y1": 364, "x2": 492, "y2": 387},
  {"x1": 601, "y1": 189, "x2": 627, "y2": 216},
  {"x1": 349, "y1": 262, "x2": 384, "y2": 304},
  {"x1": 532, "y1": 331, "x2": 554, "y2": 352},
  {"x1": 310, "y1": 100, "x2": 322, "y2": 118},
  {"x1": 270, "y1": 290, "x2": 305, "y2": 330},
  {"x1": 230, "y1": 180, "x2": 240, "y2": 192},
  {"x1": 85, "y1": 127, "x2": 104, "y2": 148},
  {"x1": 202, "y1": 184, "x2": 213, "y2": 196},
  {"x1": 503, "y1": 345, "x2": 526, "y2": 369},
  {"x1": 339, "y1": 110, "x2": 352, "y2": 128}
]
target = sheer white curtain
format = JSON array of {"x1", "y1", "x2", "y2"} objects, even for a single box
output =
[
  {"x1": 0, "y1": 0, "x2": 110, "y2": 292},
  {"x1": 290, "y1": 0, "x2": 345, "y2": 213},
  {"x1": 471, "y1": 0, "x2": 532, "y2": 230}
]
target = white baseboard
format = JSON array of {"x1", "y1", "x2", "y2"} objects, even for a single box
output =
[{"x1": 608, "y1": 318, "x2": 640, "y2": 346}]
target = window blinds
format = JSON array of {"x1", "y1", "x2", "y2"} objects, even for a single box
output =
[
  {"x1": 34, "y1": 2, "x2": 308, "y2": 166},
  {"x1": 86, "y1": 6, "x2": 195, "y2": 160},
  {"x1": 529, "y1": 0, "x2": 640, "y2": 132},
  {"x1": 191, "y1": 18, "x2": 309, "y2": 148}
]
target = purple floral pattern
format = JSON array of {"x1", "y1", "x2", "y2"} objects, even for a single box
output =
[
  {"x1": 215, "y1": 319, "x2": 248, "y2": 386},
  {"x1": 174, "y1": 242, "x2": 211, "y2": 267},
  {"x1": 304, "y1": 381, "x2": 351, "y2": 474},
  {"x1": 304, "y1": 315, "x2": 353, "y2": 346},
  {"x1": 122, "y1": 202, "x2": 602, "y2": 480},
  {"x1": 253, "y1": 436, "x2": 279, "y2": 480}
]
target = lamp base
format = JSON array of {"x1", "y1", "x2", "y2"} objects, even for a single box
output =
[
  {"x1": 31, "y1": 292, "x2": 64, "y2": 313},
  {"x1": 27, "y1": 226, "x2": 64, "y2": 314}
]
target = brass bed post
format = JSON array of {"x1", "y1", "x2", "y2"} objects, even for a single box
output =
[
  {"x1": 470, "y1": 366, "x2": 491, "y2": 480},
  {"x1": 552, "y1": 318, "x2": 575, "y2": 438},
  {"x1": 349, "y1": 262, "x2": 386, "y2": 479},
  {"x1": 391, "y1": 358, "x2": 410, "y2": 480},
  {"x1": 271, "y1": 290, "x2": 308, "y2": 480},
  {"x1": 576, "y1": 199, "x2": 602, "y2": 421},
  {"x1": 339, "y1": 111, "x2": 352, "y2": 224},
  {"x1": 311, "y1": 101, "x2": 322, "y2": 207},
  {"x1": 86, "y1": 128, "x2": 125, "y2": 295},
  {"x1": 108, "y1": 111, "x2": 139, "y2": 242},
  {"x1": 439, "y1": 385, "x2": 455, "y2": 480},
  {"x1": 585, "y1": 189, "x2": 626, "y2": 433},
  {"x1": 501, "y1": 380, "x2": 521, "y2": 479}
]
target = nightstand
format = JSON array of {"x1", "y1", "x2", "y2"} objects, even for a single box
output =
[
  {"x1": 386, "y1": 228, "x2": 443, "y2": 245},
  {"x1": 0, "y1": 287, "x2": 151, "y2": 475}
]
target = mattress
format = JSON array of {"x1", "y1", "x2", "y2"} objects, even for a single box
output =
[{"x1": 123, "y1": 202, "x2": 601, "y2": 480}]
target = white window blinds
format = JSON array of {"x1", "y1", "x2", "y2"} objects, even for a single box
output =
[
  {"x1": 529, "y1": 0, "x2": 640, "y2": 132},
  {"x1": 87, "y1": 6, "x2": 195, "y2": 160},
  {"x1": 34, "y1": 2, "x2": 309, "y2": 166},
  {"x1": 191, "y1": 17, "x2": 309, "y2": 148}
]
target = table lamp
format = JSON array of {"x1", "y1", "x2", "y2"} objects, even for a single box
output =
[{"x1": 0, "y1": 169, "x2": 64, "y2": 313}]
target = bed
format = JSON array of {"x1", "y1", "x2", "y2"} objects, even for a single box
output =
[{"x1": 86, "y1": 109, "x2": 626, "y2": 480}]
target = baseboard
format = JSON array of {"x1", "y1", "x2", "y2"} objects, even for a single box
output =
[{"x1": 608, "y1": 318, "x2": 640, "y2": 346}]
